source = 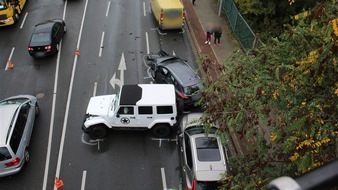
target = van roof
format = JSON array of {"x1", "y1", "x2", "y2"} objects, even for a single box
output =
[
  {"x1": 0, "y1": 104, "x2": 19, "y2": 145},
  {"x1": 157, "y1": 0, "x2": 184, "y2": 9},
  {"x1": 119, "y1": 84, "x2": 176, "y2": 106}
]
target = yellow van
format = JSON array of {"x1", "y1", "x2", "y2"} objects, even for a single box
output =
[{"x1": 150, "y1": 0, "x2": 185, "y2": 30}]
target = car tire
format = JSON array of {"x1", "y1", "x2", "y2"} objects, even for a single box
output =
[
  {"x1": 176, "y1": 98, "x2": 184, "y2": 116},
  {"x1": 13, "y1": 10, "x2": 19, "y2": 22},
  {"x1": 35, "y1": 103, "x2": 40, "y2": 117},
  {"x1": 89, "y1": 124, "x2": 108, "y2": 140},
  {"x1": 152, "y1": 124, "x2": 171, "y2": 138},
  {"x1": 24, "y1": 149, "x2": 29, "y2": 163}
]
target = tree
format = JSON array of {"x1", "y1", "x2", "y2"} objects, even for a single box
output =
[{"x1": 199, "y1": 0, "x2": 338, "y2": 189}]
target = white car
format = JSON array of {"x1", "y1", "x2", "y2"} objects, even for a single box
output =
[
  {"x1": 178, "y1": 112, "x2": 231, "y2": 190},
  {"x1": 0, "y1": 95, "x2": 39, "y2": 177},
  {"x1": 82, "y1": 84, "x2": 182, "y2": 139}
]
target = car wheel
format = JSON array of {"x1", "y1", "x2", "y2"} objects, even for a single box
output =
[
  {"x1": 152, "y1": 124, "x2": 171, "y2": 138},
  {"x1": 89, "y1": 124, "x2": 108, "y2": 140},
  {"x1": 13, "y1": 10, "x2": 19, "y2": 22},
  {"x1": 35, "y1": 103, "x2": 40, "y2": 117},
  {"x1": 176, "y1": 98, "x2": 184, "y2": 116},
  {"x1": 24, "y1": 149, "x2": 29, "y2": 163}
]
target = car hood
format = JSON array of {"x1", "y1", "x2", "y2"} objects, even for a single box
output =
[{"x1": 86, "y1": 95, "x2": 116, "y2": 116}]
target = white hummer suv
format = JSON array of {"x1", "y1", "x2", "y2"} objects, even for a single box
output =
[{"x1": 82, "y1": 84, "x2": 181, "y2": 139}]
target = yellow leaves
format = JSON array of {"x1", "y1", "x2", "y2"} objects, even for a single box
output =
[
  {"x1": 333, "y1": 18, "x2": 338, "y2": 37},
  {"x1": 273, "y1": 91, "x2": 279, "y2": 99},
  {"x1": 296, "y1": 50, "x2": 318, "y2": 67},
  {"x1": 270, "y1": 132, "x2": 278, "y2": 142},
  {"x1": 335, "y1": 83, "x2": 338, "y2": 96},
  {"x1": 290, "y1": 152, "x2": 299, "y2": 161},
  {"x1": 289, "y1": 0, "x2": 295, "y2": 6}
]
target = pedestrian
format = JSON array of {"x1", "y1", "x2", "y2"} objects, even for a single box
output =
[
  {"x1": 213, "y1": 24, "x2": 222, "y2": 46},
  {"x1": 192, "y1": 0, "x2": 196, "y2": 5},
  {"x1": 205, "y1": 23, "x2": 213, "y2": 45}
]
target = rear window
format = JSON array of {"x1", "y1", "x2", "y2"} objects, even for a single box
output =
[
  {"x1": 0, "y1": 147, "x2": 12, "y2": 161},
  {"x1": 156, "y1": 106, "x2": 173, "y2": 114},
  {"x1": 31, "y1": 33, "x2": 51, "y2": 43},
  {"x1": 196, "y1": 181, "x2": 221, "y2": 190},
  {"x1": 183, "y1": 83, "x2": 204, "y2": 95},
  {"x1": 164, "y1": 10, "x2": 182, "y2": 18},
  {"x1": 196, "y1": 137, "x2": 221, "y2": 161}
]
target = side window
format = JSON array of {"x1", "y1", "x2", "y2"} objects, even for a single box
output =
[
  {"x1": 184, "y1": 133, "x2": 193, "y2": 169},
  {"x1": 53, "y1": 23, "x2": 61, "y2": 37},
  {"x1": 118, "y1": 106, "x2": 134, "y2": 115},
  {"x1": 160, "y1": 67, "x2": 168, "y2": 76},
  {"x1": 138, "y1": 106, "x2": 153, "y2": 115},
  {"x1": 157, "y1": 106, "x2": 173, "y2": 114},
  {"x1": 10, "y1": 103, "x2": 30, "y2": 153},
  {"x1": 166, "y1": 73, "x2": 174, "y2": 84}
]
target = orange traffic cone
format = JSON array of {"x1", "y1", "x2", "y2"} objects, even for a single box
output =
[
  {"x1": 75, "y1": 48, "x2": 80, "y2": 56},
  {"x1": 7, "y1": 59, "x2": 14, "y2": 69},
  {"x1": 55, "y1": 177, "x2": 64, "y2": 189}
]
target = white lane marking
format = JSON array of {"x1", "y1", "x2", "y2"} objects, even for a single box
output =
[
  {"x1": 5, "y1": 47, "x2": 15, "y2": 70},
  {"x1": 42, "y1": 2, "x2": 68, "y2": 190},
  {"x1": 93, "y1": 82, "x2": 98, "y2": 97},
  {"x1": 99, "y1": 31, "x2": 105, "y2": 57},
  {"x1": 20, "y1": 12, "x2": 28, "y2": 29},
  {"x1": 146, "y1": 32, "x2": 149, "y2": 54},
  {"x1": 106, "y1": 1, "x2": 111, "y2": 17},
  {"x1": 81, "y1": 171, "x2": 87, "y2": 190},
  {"x1": 143, "y1": 2, "x2": 146, "y2": 17},
  {"x1": 53, "y1": 0, "x2": 89, "y2": 189},
  {"x1": 161, "y1": 168, "x2": 167, "y2": 190}
]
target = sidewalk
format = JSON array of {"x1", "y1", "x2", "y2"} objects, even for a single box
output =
[{"x1": 182, "y1": 0, "x2": 250, "y2": 156}]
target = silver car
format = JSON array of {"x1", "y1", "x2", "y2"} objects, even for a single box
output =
[
  {"x1": 0, "y1": 95, "x2": 39, "y2": 177},
  {"x1": 178, "y1": 112, "x2": 230, "y2": 190}
]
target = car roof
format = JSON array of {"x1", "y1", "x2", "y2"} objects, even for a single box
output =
[
  {"x1": 190, "y1": 133, "x2": 227, "y2": 181},
  {"x1": 34, "y1": 21, "x2": 55, "y2": 33},
  {"x1": 159, "y1": 58, "x2": 201, "y2": 86},
  {"x1": 0, "y1": 104, "x2": 20, "y2": 145},
  {"x1": 119, "y1": 84, "x2": 176, "y2": 106}
]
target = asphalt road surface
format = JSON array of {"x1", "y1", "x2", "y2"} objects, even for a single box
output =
[{"x1": 0, "y1": 0, "x2": 198, "y2": 189}]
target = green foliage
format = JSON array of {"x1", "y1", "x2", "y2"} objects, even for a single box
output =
[{"x1": 199, "y1": 0, "x2": 338, "y2": 189}]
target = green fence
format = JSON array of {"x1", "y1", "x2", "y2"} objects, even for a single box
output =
[{"x1": 221, "y1": 0, "x2": 261, "y2": 51}]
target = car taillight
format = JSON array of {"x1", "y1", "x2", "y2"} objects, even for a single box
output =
[
  {"x1": 186, "y1": 179, "x2": 197, "y2": 190},
  {"x1": 28, "y1": 47, "x2": 33, "y2": 51},
  {"x1": 5, "y1": 157, "x2": 21, "y2": 167},
  {"x1": 160, "y1": 13, "x2": 164, "y2": 21},
  {"x1": 45, "y1": 45, "x2": 51, "y2": 50},
  {"x1": 177, "y1": 92, "x2": 188, "y2": 99}
]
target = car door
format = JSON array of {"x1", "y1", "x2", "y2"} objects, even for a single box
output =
[
  {"x1": 115, "y1": 106, "x2": 139, "y2": 127},
  {"x1": 181, "y1": 132, "x2": 194, "y2": 189},
  {"x1": 155, "y1": 66, "x2": 169, "y2": 83},
  {"x1": 53, "y1": 22, "x2": 62, "y2": 43}
]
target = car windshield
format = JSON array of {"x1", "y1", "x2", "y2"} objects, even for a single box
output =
[
  {"x1": 183, "y1": 82, "x2": 204, "y2": 95},
  {"x1": 0, "y1": 146, "x2": 12, "y2": 161},
  {"x1": 31, "y1": 33, "x2": 51, "y2": 44},
  {"x1": 0, "y1": 0, "x2": 7, "y2": 10},
  {"x1": 0, "y1": 98, "x2": 27, "y2": 106},
  {"x1": 196, "y1": 137, "x2": 221, "y2": 161},
  {"x1": 186, "y1": 126, "x2": 217, "y2": 136}
]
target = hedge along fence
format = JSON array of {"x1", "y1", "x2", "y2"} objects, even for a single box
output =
[{"x1": 220, "y1": 0, "x2": 263, "y2": 51}]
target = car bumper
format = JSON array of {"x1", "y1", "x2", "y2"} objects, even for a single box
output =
[{"x1": 0, "y1": 162, "x2": 24, "y2": 177}]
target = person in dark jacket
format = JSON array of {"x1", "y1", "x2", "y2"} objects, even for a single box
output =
[{"x1": 213, "y1": 24, "x2": 222, "y2": 46}]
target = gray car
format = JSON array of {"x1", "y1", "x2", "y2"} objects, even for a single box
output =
[
  {"x1": 146, "y1": 50, "x2": 204, "y2": 108},
  {"x1": 178, "y1": 112, "x2": 230, "y2": 190},
  {"x1": 0, "y1": 95, "x2": 39, "y2": 177}
]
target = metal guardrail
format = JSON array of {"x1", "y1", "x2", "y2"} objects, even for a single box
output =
[{"x1": 268, "y1": 159, "x2": 338, "y2": 190}]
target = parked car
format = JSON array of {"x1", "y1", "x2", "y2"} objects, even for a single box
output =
[
  {"x1": 178, "y1": 112, "x2": 231, "y2": 190},
  {"x1": 0, "y1": 95, "x2": 39, "y2": 177},
  {"x1": 146, "y1": 50, "x2": 204, "y2": 108},
  {"x1": 28, "y1": 19, "x2": 66, "y2": 58}
]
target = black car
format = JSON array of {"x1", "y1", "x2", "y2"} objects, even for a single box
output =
[
  {"x1": 28, "y1": 19, "x2": 66, "y2": 58},
  {"x1": 146, "y1": 50, "x2": 204, "y2": 108}
]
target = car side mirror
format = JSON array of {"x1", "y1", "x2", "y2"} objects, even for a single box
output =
[{"x1": 116, "y1": 113, "x2": 120, "y2": 118}]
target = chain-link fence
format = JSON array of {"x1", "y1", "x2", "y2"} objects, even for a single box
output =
[{"x1": 221, "y1": 0, "x2": 263, "y2": 51}]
